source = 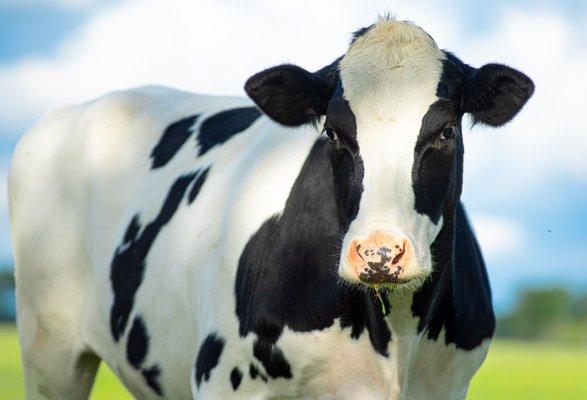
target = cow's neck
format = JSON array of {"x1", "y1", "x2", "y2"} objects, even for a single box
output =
[
  {"x1": 407, "y1": 203, "x2": 495, "y2": 350},
  {"x1": 411, "y1": 207, "x2": 456, "y2": 324},
  {"x1": 385, "y1": 209, "x2": 456, "y2": 336}
]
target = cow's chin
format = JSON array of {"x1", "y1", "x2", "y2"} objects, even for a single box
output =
[{"x1": 369, "y1": 270, "x2": 430, "y2": 295}]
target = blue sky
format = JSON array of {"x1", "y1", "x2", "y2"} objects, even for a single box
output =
[{"x1": 0, "y1": 0, "x2": 585, "y2": 312}]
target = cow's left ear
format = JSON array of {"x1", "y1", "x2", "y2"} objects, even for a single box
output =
[
  {"x1": 463, "y1": 63, "x2": 534, "y2": 127},
  {"x1": 245, "y1": 59, "x2": 340, "y2": 127}
]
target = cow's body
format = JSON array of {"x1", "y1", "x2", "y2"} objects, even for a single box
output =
[
  {"x1": 10, "y1": 86, "x2": 491, "y2": 400},
  {"x1": 10, "y1": 17, "x2": 534, "y2": 400}
]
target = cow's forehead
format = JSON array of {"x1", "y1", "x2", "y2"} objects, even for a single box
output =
[
  {"x1": 335, "y1": 18, "x2": 450, "y2": 246},
  {"x1": 339, "y1": 18, "x2": 445, "y2": 119}
]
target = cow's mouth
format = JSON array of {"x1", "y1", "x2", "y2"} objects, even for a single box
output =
[
  {"x1": 359, "y1": 264, "x2": 404, "y2": 284},
  {"x1": 354, "y1": 262, "x2": 429, "y2": 291}
]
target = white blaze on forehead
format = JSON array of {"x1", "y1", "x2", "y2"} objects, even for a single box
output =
[
  {"x1": 340, "y1": 17, "x2": 445, "y2": 109},
  {"x1": 339, "y1": 18, "x2": 446, "y2": 269}
]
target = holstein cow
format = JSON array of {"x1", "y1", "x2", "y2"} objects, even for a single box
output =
[{"x1": 9, "y1": 17, "x2": 533, "y2": 400}]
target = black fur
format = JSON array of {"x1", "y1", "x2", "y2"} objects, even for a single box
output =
[
  {"x1": 230, "y1": 367, "x2": 243, "y2": 390},
  {"x1": 110, "y1": 172, "x2": 197, "y2": 341},
  {"x1": 440, "y1": 51, "x2": 534, "y2": 126},
  {"x1": 465, "y1": 63, "x2": 534, "y2": 126},
  {"x1": 188, "y1": 167, "x2": 210, "y2": 204},
  {"x1": 142, "y1": 365, "x2": 163, "y2": 396},
  {"x1": 436, "y1": 52, "x2": 469, "y2": 101},
  {"x1": 195, "y1": 333, "x2": 225, "y2": 388},
  {"x1": 412, "y1": 99, "x2": 459, "y2": 224},
  {"x1": 123, "y1": 216, "x2": 141, "y2": 243},
  {"x1": 249, "y1": 363, "x2": 268, "y2": 382},
  {"x1": 235, "y1": 140, "x2": 391, "y2": 359},
  {"x1": 244, "y1": 59, "x2": 340, "y2": 126},
  {"x1": 350, "y1": 25, "x2": 374, "y2": 44},
  {"x1": 125, "y1": 316, "x2": 164, "y2": 395},
  {"x1": 252, "y1": 340, "x2": 292, "y2": 379},
  {"x1": 325, "y1": 82, "x2": 363, "y2": 229},
  {"x1": 151, "y1": 114, "x2": 200, "y2": 169},
  {"x1": 315, "y1": 57, "x2": 342, "y2": 89},
  {"x1": 127, "y1": 316, "x2": 149, "y2": 369},
  {"x1": 197, "y1": 107, "x2": 261, "y2": 156},
  {"x1": 412, "y1": 203, "x2": 495, "y2": 350},
  {"x1": 339, "y1": 289, "x2": 391, "y2": 356}
]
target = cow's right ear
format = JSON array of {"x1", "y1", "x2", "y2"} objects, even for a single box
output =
[{"x1": 245, "y1": 59, "x2": 340, "y2": 127}]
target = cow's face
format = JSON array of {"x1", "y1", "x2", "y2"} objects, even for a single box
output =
[{"x1": 246, "y1": 17, "x2": 533, "y2": 290}]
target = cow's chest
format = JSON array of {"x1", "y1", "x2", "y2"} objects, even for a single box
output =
[
  {"x1": 196, "y1": 320, "x2": 393, "y2": 400},
  {"x1": 195, "y1": 317, "x2": 488, "y2": 400},
  {"x1": 96, "y1": 270, "x2": 489, "y2": 400}
]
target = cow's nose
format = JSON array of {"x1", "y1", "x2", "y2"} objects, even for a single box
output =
[{"x1": 346, "y1": 231, "x2": 414, "y2": 284}]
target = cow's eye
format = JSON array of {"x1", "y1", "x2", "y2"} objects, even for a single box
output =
[
  {"x1": 440, "y1": 125, "x2": 456, "y2": 140},
  {"x1": 324, "y1": 127, "x2": 338, "y2": 142}
]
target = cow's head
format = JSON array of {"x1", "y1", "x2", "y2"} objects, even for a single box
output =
[{"x1": 245, "y1": 17, "x2": 533, "y2": 290}]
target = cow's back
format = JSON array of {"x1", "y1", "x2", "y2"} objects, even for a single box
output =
[{"x1": 9, "y1": 85, "x2": 320, "y2": 399}]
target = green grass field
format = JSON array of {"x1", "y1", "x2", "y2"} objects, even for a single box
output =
[{"x1": 1, "y1": 324, "x2": 586, "y2": 399}]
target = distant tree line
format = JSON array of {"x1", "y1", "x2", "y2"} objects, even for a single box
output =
[
  {"x1": 497, "y1": 287, "x2": 587, "y2": 344},
  {"x1": 0, "y1": 267, "x2": 15, "y2": 322}
]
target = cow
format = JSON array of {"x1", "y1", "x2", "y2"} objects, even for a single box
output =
[{"x1": 9, "y1": 16, "x2": 533, "y2": 400}]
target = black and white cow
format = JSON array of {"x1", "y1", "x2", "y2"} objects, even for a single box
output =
[{"x1": 9, "y1": 17, "x2": 533, "y2": 399}]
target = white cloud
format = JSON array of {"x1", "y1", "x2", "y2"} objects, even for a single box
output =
[
  {"x1": 0, "y1": 0, "x2": 97, "y2": 9},
  {"x1": 461, "y1": 8, "x2": 587, "y2": 192},
  {"x1": 0, "y1": 0, "x2": 454, "y2": 135},
  {"x1": 472, "y1": 215, "x2": 526, "y2": 259},
  {"x1": 53, "y1": 0, "x2": 95, "y2": 7}
]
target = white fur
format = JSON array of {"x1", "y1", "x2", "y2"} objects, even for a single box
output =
[{"x1": 338, "y1": 18, "x2": 446, "y2": 285}]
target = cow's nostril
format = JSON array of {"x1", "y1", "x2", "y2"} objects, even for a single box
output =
[
  {"x1": 392, "y1": 242, "x2": 406, "y2": 265},
  {"x1": 355, "y1": 244, "x2": 366, "y2": 262}
]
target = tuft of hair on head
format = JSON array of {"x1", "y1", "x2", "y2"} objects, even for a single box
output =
[
  {"x1": 378, "y1": 12, "x2": 397, "y2": 22},
  {"x1": 341, "y1": 15, "x2": 443, "y2": 101},
  {"x1": 375, "y1": 17, "x2": 435, "y2": 46},
  {"x1": 349, "y1": 14, "x2": 398, "y2": 45}
]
